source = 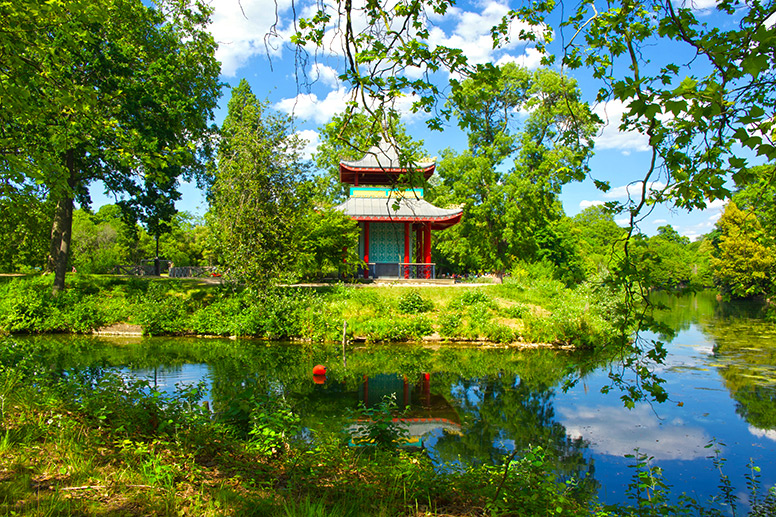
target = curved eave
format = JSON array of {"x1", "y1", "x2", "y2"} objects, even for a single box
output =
[
  {"x1": 351, "y1": 213, "x2": 462, "y2": 230},
  {"x1": 339, "y1": 164, "x2": 435, "y2": 185}
]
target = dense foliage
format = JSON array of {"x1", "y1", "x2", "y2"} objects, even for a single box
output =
[
  {"x1": 0, "y1": 0, "x2": 221, "y2": 293},
  {"x1": 208, "y1": 80, "x2": 361, "y2": 286},
  {"x1": 0, "y1": 275, "x2": 622, "y2": 350}
]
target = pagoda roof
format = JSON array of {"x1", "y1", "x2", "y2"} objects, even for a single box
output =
[
  {"x1": 339, "y1": 140, "x2": 435, "y2": 185},
  {"x1": 335, "y1": 196, "x2": 463, "y2": 230}
]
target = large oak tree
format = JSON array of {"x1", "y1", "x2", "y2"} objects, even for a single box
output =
[{"x1": 0, "y1": 0, "x2": 221, "y2": 293}]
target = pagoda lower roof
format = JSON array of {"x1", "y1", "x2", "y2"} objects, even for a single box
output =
[{"x1": 335, "y1": 196, "x2": 463, "y2": 230}]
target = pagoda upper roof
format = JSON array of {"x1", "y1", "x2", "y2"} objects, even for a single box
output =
[{"x1": 339, "y1": 140, "x2": 435, "y2": 185}]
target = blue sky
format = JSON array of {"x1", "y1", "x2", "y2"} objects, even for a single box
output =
[{"x1": 92, "y1": 0, "x2": 773, "y2": 240}]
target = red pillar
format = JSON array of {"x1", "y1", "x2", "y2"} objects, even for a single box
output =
[
  {"x1": 363, "y1": 222, "x2": 370, "y2": 279},
  {"x1": 403, "y1": 222, "x2": 410, "y2": 278},
  {"x1": 424, "y1": 222, "x2": 432, "y2": 278},
  {"x1": 416, "y1": 224, "x2": 423, "y2": 266},
  {"x1": 422, "y1": 372, "x2": 431, "y2": 408}
]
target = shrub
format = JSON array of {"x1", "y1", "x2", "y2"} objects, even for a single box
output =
[
  {"x1": 448, "y1": 289, "x2": 494, "y2": 311},
  {"x1": 361, "y1": 315, "x2": 433, "y2": 342},
  {"x1": 484, "y1": 324, "x2": 516, "y2": 343},
  {"x1": 397, "y1": 290, "x2": 433, "y2": 314},
  {"x1": 501, "y1": 303, "x2": 529, "y2": 319},
  {"x1": 133, "y1": 281, "x2": 189, "y2": 336},
  {"x1": 438, "y1": 311, "x2": 463, "y2": 338}
]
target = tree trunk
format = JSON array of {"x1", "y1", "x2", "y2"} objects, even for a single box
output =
[{"x1": 50, "y1": 151, "x2": 77, "y2": 295}]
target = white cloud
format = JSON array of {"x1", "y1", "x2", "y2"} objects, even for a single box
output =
[
  {"x1": 682, "y1": 0, "x2": 718, "y2": 10},
  {"x1": 208, "y1": 0, "x2": 295, "y2": 77},
  {"x1": 604, "y1": 181, "x2": 667, "y2": 200},
  {"x1": 579, "y1": 200, "x2": 604, "y2": 209},
  {"x1": 615, "y1": 217, "x2": 631, "y2": 227},
  {"x1": 495, "y1": 47, "x2": 544, "y2": 71},
  {"x1": 275, "y1": 86, "x2": 423, "y2": 127},
  {"x1": 560, "y1": 405, "x2": 711, "y2": 460},
  {"x1": 295, "y1": 129, "x2": 320, "y2": 160},
  {"x1": 309, "y1": 63, "x2": 341, "y2": 88},
  {"x1": 593, "y1": 100, "x2": 651, "y2": 154},
  {"x1": 274, "y1": 87, "x2": 351, "y2": 124},
  {"x1": 426, "y1": 1, "x2": 546, "y2": 68}
]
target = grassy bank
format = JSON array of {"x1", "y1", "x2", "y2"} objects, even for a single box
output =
[{"x1": 0, "y1": 274, "x2": 622, "y2": 349}]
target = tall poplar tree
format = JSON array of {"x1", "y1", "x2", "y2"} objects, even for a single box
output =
[{"x1": 209, "y1": 80, "x2": 312, "y2": 287}]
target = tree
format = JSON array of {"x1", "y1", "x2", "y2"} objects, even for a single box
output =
[
  {"x1": 429, "y1": 64, "x2": 597, "y2": 283},
  {"x1": 731, "y1": 164, "x2": 776, "y2": 237},
  {"x1": 0, "y1": 0, "x2": 221, "y2": 293},
  {"x1": 0, "y1": 183, "x2": 52, "y2": 272},
  {"x1": 289, "y1": 0, "x2": 776, "y2": 405},
  {"x1": 295, "y1": 208, "x2": 362, "y2": 280},
  {"x1": 570, "y1": 206, "x2": 628, "y2": 278},
  {"x1": 71, "y1": 206, "x2": 131, "y2": 274},
  {"x1": 710, "y1": 201, "x2": 775, "y2": 299},
  {"x1": 208, "y1": 80, "x2": 312, "y2": 287}
]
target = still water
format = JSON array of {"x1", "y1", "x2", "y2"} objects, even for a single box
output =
[{"x1": 21, "y1": 290, "x2": 776, "y2": 507}]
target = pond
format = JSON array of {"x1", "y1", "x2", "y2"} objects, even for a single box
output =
[{"x1": 12, "y1": 290, "x2": 776, "y2": 508}]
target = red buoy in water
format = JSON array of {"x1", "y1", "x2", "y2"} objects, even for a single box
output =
[{"x1": 313, "y1": 364, "x2": 327, "y2": 376}]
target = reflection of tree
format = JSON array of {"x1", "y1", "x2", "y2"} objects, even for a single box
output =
[
  {"x1": 730, "y1": 385, "x2": 776, "y2": 431},
  {"x1": 648, "y1": 291, "x2": 718, "y2": 340},
  {"x1": 17, "y1": 334, "x2": 604, "y2": 498},
  {"x1": 430, "y1": 373, "x2": 597, "y2": 499},
  {"x1": 700, "y1": 314, "x2": 776, "y2": 431}
]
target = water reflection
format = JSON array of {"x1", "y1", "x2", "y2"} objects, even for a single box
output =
[{"x1": 8, "y1": 291, "x2": 776, "y2": 507}]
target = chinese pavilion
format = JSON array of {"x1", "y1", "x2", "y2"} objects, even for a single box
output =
[{"x1": 334, "y1": 141, "x2": 463, "y2": 279}]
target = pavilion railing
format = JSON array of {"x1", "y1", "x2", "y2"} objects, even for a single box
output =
[
  {"x1": 169, "y1": 266, "x2": 221, "y2": 278},
  {"x1": 399, "y1": 263, "x2": 435, "y2": 280}
]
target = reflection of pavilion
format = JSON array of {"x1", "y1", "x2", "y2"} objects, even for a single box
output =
[{"x1": 349, "y1": 373, "x2": 462, "y2": 447}]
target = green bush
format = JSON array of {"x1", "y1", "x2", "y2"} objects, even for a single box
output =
[
  {"x1": 448, "y1": 289, "x2": 494, "y2": 311},
  {"x1": 397, "y1": 290, "x2": 433, "y2": 314},
  {"x1": 133, "y1": 281, "x2": 189, "y2": 336},
  {"x1": 438, "y1": 310, "x2": 463, "y2": 338},
  {"x1": 187, "y1": 296, "x2": 242, "y2": 336},
  {"x1": 361, "y1": 315, "x2": 433, "y2": 342},
  {"x1": 501, "y1": 303, "x2": 529, "y2": 319},
  {"x1": 484, "y1": 323, "x2": 516, "y2": 343},
  {"x1": 0, "y1": 279, "x2": 54, "y2": 333}
]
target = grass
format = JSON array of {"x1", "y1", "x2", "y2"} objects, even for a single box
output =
[
  {"x1": 0, "y1": 273, "x2": 624, "y2": 349},
  {"x1": 0, "y1": 382, "x2": 588, "y2": 516}
]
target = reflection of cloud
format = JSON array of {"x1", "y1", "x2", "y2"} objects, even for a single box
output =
[
  {"x1": 748, "y1": 425, "x2": 776, "y2": 442},
  {"x1": 559, "y1": 405, "x2": 710, "y2": 460}
]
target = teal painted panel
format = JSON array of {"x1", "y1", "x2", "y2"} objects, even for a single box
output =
[{"x1": 369, "y1": 222, "x2": 404, "y2": 262}]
